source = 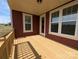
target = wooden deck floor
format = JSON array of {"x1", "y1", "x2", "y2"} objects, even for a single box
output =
[{"x1": 14, "y1": 35, "x2": 78, "y2": 59}]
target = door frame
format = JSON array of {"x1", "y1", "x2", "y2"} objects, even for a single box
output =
[{"x1": 40, "y1": 14, "x2": 46, "y2": 36}]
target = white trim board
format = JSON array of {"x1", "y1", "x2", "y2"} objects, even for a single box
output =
[
  {"x1": 40, "y1": 14, "x2": 46, "y2": 36},
  {"x1": 23, "y1": 13, "x2": 33, "y2": 33}
]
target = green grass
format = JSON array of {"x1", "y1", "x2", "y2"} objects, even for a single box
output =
[{"x1": 0, "y1": 24, "x2": 12, "y2": 37}]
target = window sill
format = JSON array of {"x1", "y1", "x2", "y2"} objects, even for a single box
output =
[{"x1": 23, "y1": 30, "x2": 33, "y2": 33}]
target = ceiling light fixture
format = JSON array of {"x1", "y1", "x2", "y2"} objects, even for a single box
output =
[{"x1": 37, "y1": 0, "x2": 42, "y2": 4}]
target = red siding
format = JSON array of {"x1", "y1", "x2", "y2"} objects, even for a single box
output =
[
  {"x1": 12, "y1": 10, "x2": 39, "y2": 38},
  {"x1": 12, "y1": 10, "x2": 77, "y2": 49},
  {"x1": 45, "y1": 12, "x2": 78, "y2": 50},
  {"x1": 45, "y1": 12, "x2": 49, "y2": 35}
]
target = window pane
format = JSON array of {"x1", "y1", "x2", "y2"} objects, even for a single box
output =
[
  {"x1": 51, "y1": 23, "x2": 58, "y2": 32},
  {"x1": 63, "y1": 4, "x2": 78, "y2": 16},
  {"x1": 25, "y1": 16, "x2": 31, "y2": 23},
  {"x1": 67, "y1": 7, "x2": 72, "y2": 15},
  {"x1": 63, "y1": 7, "x2": 72, "y2": 16},
  {"x1": 41, "y1": 17, "x2": 44, "y2": 33},
  {"x1": 51, "y1": 11, "x2": 59, "y2": 23},
  {"x1": 72, "y1": 4, "x2": 78, "y2": 14},
  {"x1": 63, "y1": 14, "x2": 77, "y2": 22},
  {"x1": 25, "y1": 24, "x2": 31, "y2": 30},
  {"x1": 61, "y1": 21, "x2": 76, "y2": 35},
  {"x1": 63, "y1": 8, "x2": 66, "y2": 16},
  {"x1": 51, "y1": 11, "x2": 59, "y2": 32}
]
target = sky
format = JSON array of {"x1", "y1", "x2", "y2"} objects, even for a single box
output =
[{"x1": 0, "y1": 0, "x2": 11, "y2": 24}]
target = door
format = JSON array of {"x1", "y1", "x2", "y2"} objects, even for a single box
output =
[{"x1": 40, "y1": 14, "x2": 46, "y2": 36}]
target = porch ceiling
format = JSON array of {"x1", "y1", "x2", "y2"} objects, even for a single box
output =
[{"x1": 8, "y1": 0, "x2": 72, "y2": 15}]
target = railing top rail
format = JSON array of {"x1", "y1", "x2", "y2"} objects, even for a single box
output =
[{"x1": 0, "y1": 29, "x2": 14, "y2": 38}]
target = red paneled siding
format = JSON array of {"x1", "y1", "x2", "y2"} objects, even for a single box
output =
[
  {"x1": 45, "y1": 12, "x2": 78, "y2": 50},
  {"x1": 12, "y1": 10, "x2": 39, "y2": 38},
  {"x1": 45, "y1": 12, "x2": 49, "y2": 35}
]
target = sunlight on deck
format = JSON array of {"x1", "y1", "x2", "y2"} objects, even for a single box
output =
[
  {"x1": 14, "y1": 42, "x2": 41, "y2": 59},
  {"x1": 14, "y1": 35, "x2": 78, "y2": 59}
]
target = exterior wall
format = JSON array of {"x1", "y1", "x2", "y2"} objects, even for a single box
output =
[
  {"x1": 12, "y1": 10, "x2": 39, "y2": 38},
  {"x1": 12, "y1": 1, "x2": 77, "y2": 49},
  {"x1": 45, "y1": 3, "x2": 78, "y2": 49}
]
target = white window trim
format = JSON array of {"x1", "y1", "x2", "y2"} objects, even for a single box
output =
[
  {"x1": 49, "y1": 1, "x2": 78, "y2": 40},
  {"x1": 23, "y1": 13, "x2": 33, "y2": 33},
  {"x1": 40, "y1": 14, "x2": 46, "y2": 36}
]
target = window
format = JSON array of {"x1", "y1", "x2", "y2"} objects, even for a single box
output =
[
  {"x1": 61, "y1": 4, "x2": 78, "y2": 35},
  {"x1": 23, "y1": 14, "x2": 33, "y2": 32},
  {"x1": 49, "y1": 2, "x2": 78, "y2": 39},
  {"x1": 51, "y1": 11, "x2": 59, "y2": 33}
]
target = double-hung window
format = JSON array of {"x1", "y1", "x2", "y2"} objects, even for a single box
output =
[
  {"x1": 51, "y1": 11, "x2": 59, "y2": 33},
  {"x1": 23, "y1": 13, "x2": 33, "y2": 32},
  {"x1": 61, "y1": 4, "x2": 78, "y2": 35}
]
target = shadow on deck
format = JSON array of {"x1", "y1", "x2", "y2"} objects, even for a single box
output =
[{"x1": 14, "y1": 41, "x2": 41, "y2": 59}]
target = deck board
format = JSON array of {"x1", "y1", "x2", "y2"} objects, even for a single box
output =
[
  {"x1": 14, "y1": 42, "x2": 41, "y2": 59},
  {"x1": 14, "y1": 35, "x2": 78, "y2": 59}
]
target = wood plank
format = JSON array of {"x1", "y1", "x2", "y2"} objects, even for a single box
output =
[{"x1": 14, "y1": 35, "x2": 78, "y2": 59}]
